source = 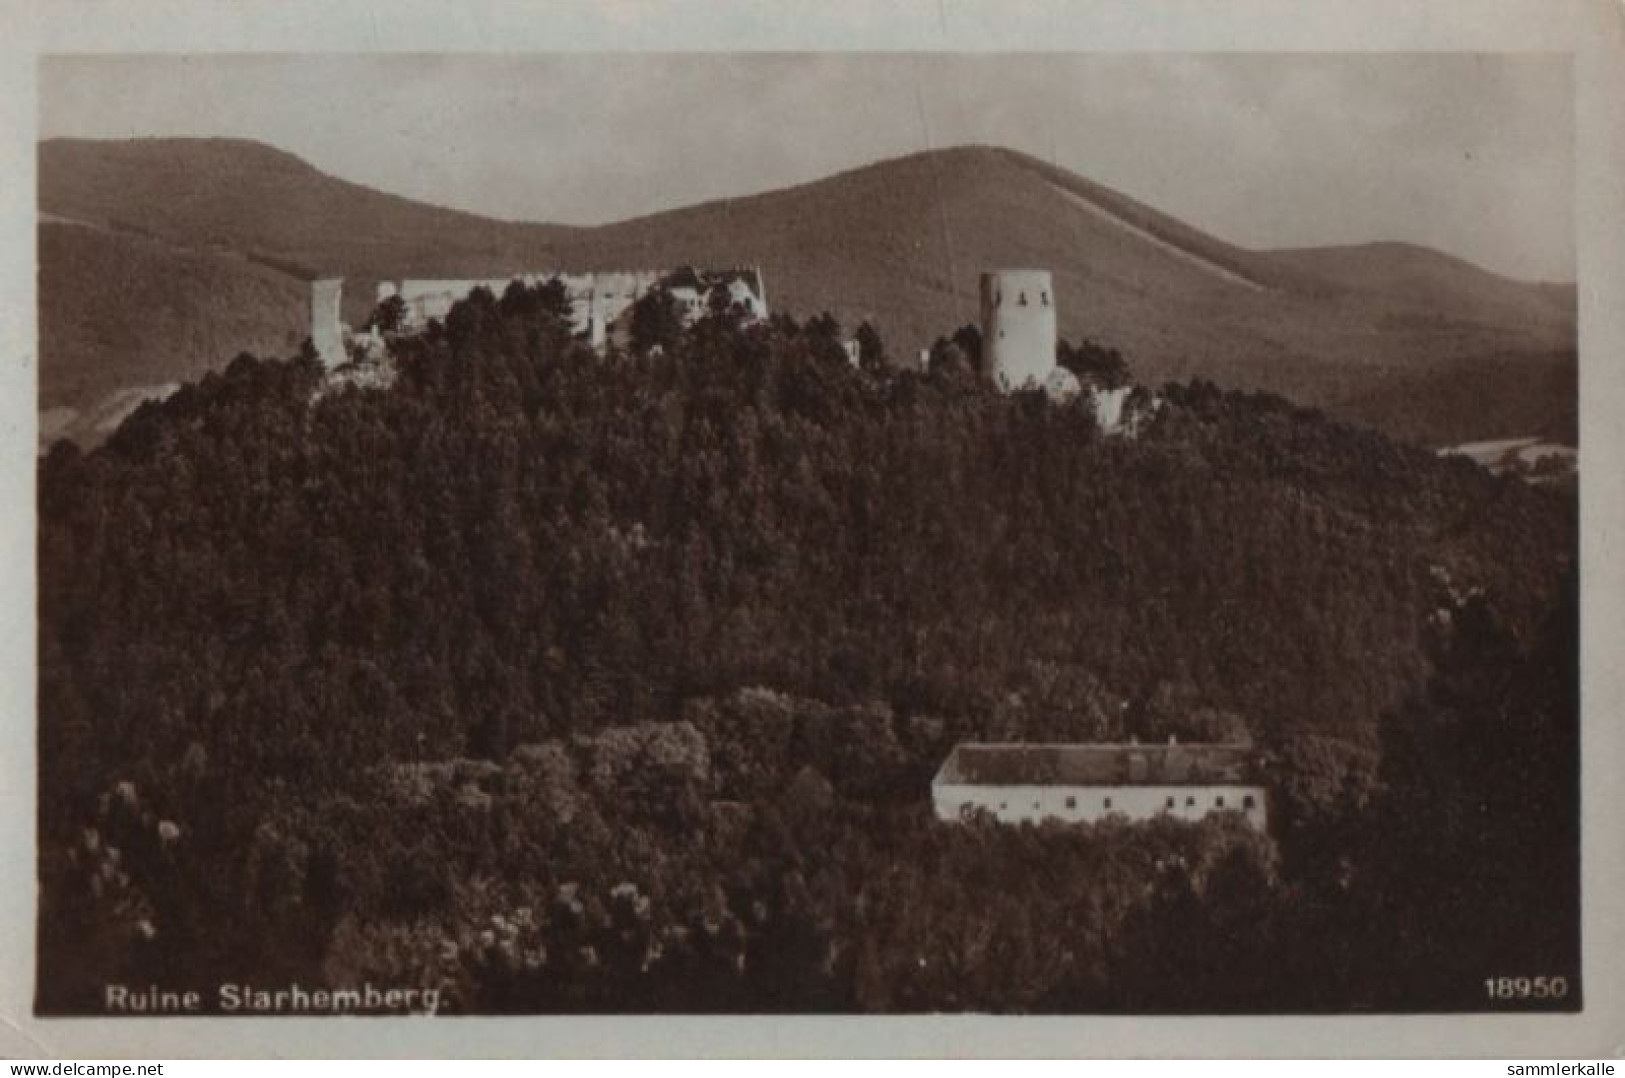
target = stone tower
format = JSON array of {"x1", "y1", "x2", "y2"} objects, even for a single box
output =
[
  {"x1": 309, "y1": 278, "x2": 345, "y2": 369},
  {"x1": 979, "y1": 269, "x2": 1057, "y2": 391}
]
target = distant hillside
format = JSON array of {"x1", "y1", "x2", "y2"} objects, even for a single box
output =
[
  {"x1": 1268, "y1": 242, "x2": 1577, "y2": 335},
  {"x1": 39, "y1": 138, "x2": 1576, "y2": 447},
  {"x1": 549, "y1": 147, "x2": 1575, "y2": 442},
  {"x1": 39, "y1": 219, "x2": 310, "y2": 446},
  {"x1": 39, "y1": 138, "x2": 578, "y2": 277}
]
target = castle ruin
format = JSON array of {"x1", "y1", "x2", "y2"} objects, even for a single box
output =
[
  {"x1": 980, "y1": 268, "x2": 1059, "y2": 392},
  {"x1": 310, "y1": 267, "x2": 769, "y2": 370},
  {"x1": 308, "y1": 278, "x2": 346, "y2": 367}
]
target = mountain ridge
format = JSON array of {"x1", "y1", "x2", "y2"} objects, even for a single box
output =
[{"x1": 38, "y1": 136, "x2": 1576, "y2": 447}]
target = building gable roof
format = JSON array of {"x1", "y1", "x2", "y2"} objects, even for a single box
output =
[{"x1": 936, "y1": 742, "x2": 1259, "y2": 787}]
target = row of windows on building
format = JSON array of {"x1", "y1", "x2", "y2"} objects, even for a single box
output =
[
  {"x1": 993, "y1": 290, "x2": 1051, "y2": 307},
  {"x1": 977, "y1": 793, "x2": 1259, "y2": 813}
]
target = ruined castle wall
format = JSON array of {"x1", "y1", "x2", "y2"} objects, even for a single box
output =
[
  {"x1": 310, "y1": 279, "x2": 345, "y2": 369},
  {"x1": 371, "y1": 267, "x2": 768, "y2": 348}
]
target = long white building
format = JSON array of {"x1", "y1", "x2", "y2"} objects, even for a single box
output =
[{"x1": 931, "y1": 740, "x2": 1268, "y2": 831}]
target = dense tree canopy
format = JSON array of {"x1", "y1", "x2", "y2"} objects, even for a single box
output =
[
  {"x1": 1059, "y1": 337, "x2": 1132, "y2": 390},
  {"x1": 367, "y1": 293, "x2": 408, "y2": 334},
  {"x1": 36, "y1": 294, "x2": 1577, "y2": 1013},
  {"x1": 629, "y1": 286, "x2": 684, "y2": 356},
  {"x1": 855, "y1": 321, "x2": 886, "y2": 373}
]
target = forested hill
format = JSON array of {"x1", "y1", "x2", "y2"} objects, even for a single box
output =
[
  {"x1": 41, "y1": 138, "x2": 1575, "y2": 447},
  {"x1": 38, "y1": 295, "x2": 1577, "y2": 1013}
]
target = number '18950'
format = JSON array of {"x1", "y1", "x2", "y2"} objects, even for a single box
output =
[{"x1": 1485, "y1": 975, "x2": 1569, "y2": 1001}]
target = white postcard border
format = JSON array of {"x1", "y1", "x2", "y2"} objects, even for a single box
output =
[{"x1": 1, "y1": 0, "x2": 1620, "y2": 1058}]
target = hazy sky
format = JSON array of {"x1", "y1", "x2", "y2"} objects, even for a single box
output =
[{"x1": 40, "y1": 53, "x2": 1574, "y2": 281}]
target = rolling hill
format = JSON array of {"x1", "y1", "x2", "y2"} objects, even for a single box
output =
[
  {"x1": 38, "y1": 218, "x2": 312, "y2": 446},
  {"x1": 38, "y1": 137, "x2": 1576, "y2": 447},
  {"x1": 39, "y1": 137, "x2": 578, "y2": 277}
]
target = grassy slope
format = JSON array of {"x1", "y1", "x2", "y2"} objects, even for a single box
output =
[
  {"x1": 39, "y1": 139, "x2": 1576, "y2": 446},
  {"x1": 39, "y1": 137, "x2": 579, "y2": 277},
  {"x1": 39, "y1": 221, "x2": 312, "y2": 445},
  {"x1": 1268, "y1": 241, "x2": 1576, "y2": 327}
]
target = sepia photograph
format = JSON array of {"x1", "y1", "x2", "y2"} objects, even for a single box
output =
[
  {"x1": 29, "y1": 48, "x2": 1582, "y2": 1019},
  {"x1": 8, "y1": 3, "x2": 1621, "y2": 1050}
]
